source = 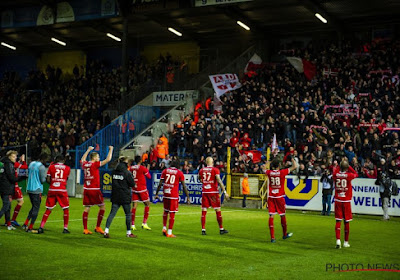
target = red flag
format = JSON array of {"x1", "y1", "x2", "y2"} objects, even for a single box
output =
[
  {"x1": 302, "y1": 59, "x2": 316, "y2": 80},
  {"x1": 239, "y1": 150, "x2": 262, "y2": 163},
  {"x1": 95, "y1": 144, "x2": 100, "y2": 151}
]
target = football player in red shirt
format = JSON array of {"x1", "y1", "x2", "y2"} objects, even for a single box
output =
[
  {"x1": 80, "y1": 145, "x2": 114, "y2": 235},
  {"x1": 37, "y1": 155, "x2": 71, "y2": 234},
  {"x1": 199, "y1": 157, "x2": 229, "y2": 235},
  {"x1": 154, "y1": 160, "x2": 190, "y2": 238},
  {"x1": 332, "y1": 160, "x2": 358, "y2": 249},
  {"x1": 265, "y1": 158, "x2": 298, "y2": 243},
  {"x1": 7, "y1": 154, "x2": 28, "y2": 227},
  {"x1": 129, "y1": 156, "x2": 152, "y2": 231}
]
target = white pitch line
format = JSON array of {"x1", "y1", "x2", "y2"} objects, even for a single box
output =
[{"x1": 44, "y1": 209, "x2": 245, "y2": 223}]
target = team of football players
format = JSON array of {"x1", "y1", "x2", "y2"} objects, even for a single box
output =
[{"x1": 2, "y1": 146, "x2": 358, "y2": 248}]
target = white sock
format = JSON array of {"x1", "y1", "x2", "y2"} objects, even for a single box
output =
[
  {"x1": 132, "y1": 224, "x2": 135, "y2": 227},
  {"x1": 220, "y1": 228, "x2": 224, "y2": 230},
  {"x1": 127, "y1": 230, "x2": 131, "y2": 235},
  {"x1": 163, "y1": 226, "x2": 167, "y2": 230},
  {"x1": 167, "y1": 229, "x2": 172, "y2": 235},
  {"x1": 105, "y1": 228, "x2": 109, "y2": 234}
]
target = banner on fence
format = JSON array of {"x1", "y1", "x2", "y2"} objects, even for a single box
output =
[
  {"x1": 284, "y1": 176, "x2": 400, "y2": 216},
  {"x1": 100, "y1": 170, "x2": 225, "y2": 204},
  {"x1": 151, "y1": 172, "x2": 226, "y2": 205},
  {"x1": 153, "y1": 90, "x2": 198, "y2": 106}
]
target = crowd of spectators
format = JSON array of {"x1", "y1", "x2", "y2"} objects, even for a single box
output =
[
  {"x1": 0, "y1": 55, "x2": 182, "y2": 163},
  {"x1": 165, "y1": 38, "x2": 400, "y2": 178}
]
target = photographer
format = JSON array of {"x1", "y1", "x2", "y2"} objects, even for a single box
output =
[
  {"x1": 321, "y1": 168, "x2": 333, "y2": 216},
  {"x1": 375, "y1": 160, "x2": 392, "y2": 221}
]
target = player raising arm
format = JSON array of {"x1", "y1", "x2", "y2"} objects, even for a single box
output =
[
  {"x1": 154, "y1": 160, "x2": 190, "y2": 238},
  {"x1": 38, "y1": 155, "x2": 71, "y2": 234},
  {"x1": 80, "y1": 145, "x2": 114, "y2": 235},
  {"x1": 265, "y1": 158, "x2": 298, "y2": 243},
  {"x1": 332, "y1": 160, "x2": 358, "y2": 249},
  {"x1": 199, "y1": 157, "x2": 229, "y2": 235}
]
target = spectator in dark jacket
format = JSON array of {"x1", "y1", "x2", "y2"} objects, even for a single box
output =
[
  {"x1": 297, "y1": 163, "x2": 309, "y2": 181},
  {"x1": 104, "y1": 156, "x2": 136, "y2": 238},
  {"x1": 0, "y1": 151, "x2": 25, "y2": 230}
]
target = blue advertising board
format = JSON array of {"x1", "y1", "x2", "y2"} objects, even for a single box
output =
[{"x1": 100, "y1": 170, "x2": 226, "y2": 204}]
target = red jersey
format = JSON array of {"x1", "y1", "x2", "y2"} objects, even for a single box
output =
[
  {"x1": 160, "y1": 167, "x2": 184, "y2": 200},
  {"x1": 333, "y1": 170, "x2": 358, "y2": 202},
  {"x1": 266, "y1": 169, "x2": 290, "y2": 198},
  {"x1": 14, "y1": 161, "x2": 28, "y2": 187},
  {"x1": 81, "y1": 161, "x2": 101, "y2": 190},
  {"x1": 47, "y1": 162, "x2": 71, "y2": 192},
  {"x1": 199, "y1": 166, "x2": 220, "y2": 194},
  {"x1": 129, "y1": 164, "x2": 150, "y2": 192}
]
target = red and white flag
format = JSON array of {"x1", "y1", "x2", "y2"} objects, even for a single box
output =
[
  {"x1": 209, "y1": 74, "x2": 242, "y2": 98},
  {"x1": 244, "y1": 53, "x2": 263, "y2": 73},
  {"x1": 239, "y1": 150, "x2": 262, "y2": 163},
  {"x1": 323, "y1": 68, "x2": 339, "y2": 77},
  {"x1": 286, "y1": 57, "x2": 316, "y2": 80}
]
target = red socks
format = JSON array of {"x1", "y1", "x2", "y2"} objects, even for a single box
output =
[
  {"x1": 96, "y1": 209, "x2": 105, "y2": 228},
  {"x1": 269, "y1": 216, "x2": 275, "y2": 239},
  {"x1": 163, "y1": 211, "x2": 168, "y2": 228},
  {"x1": 201, "y1": 210, "x2": 207, "y2": 230},
  {"x1": 63, "y1": 209, "x2": 69, "y2": 229},
  {"x1": 168, "y1": 212, "x2": 175, "y2": 230},
  {"x1": 281, "y1": 215, "x2": 287, "y2": 237},
  {"x1": 40, "y1": 209, "x2": 52, "y2": 228},
  {"x1": 24, "y1": 218, "x2": 29, "y2": 227},
  {"x1": 12, "y1": 204, "x2": 22, "y2": 221},
  {"x1": 131, "y1": 208, "x2": 136, "y2": 226},
  {"x1": 143, "y1": 206, "x2": 149, "y2": 224},
  {"x1": 216, "y1": 211, "x2": 223, "y2": 229},
  {"x1": 335, "y1": 221, "x2": 341, "y2": 240},
  {"x1": 344, "y1": 222, "x2": 350, "y2": 242},
  {"x1": 83, "y1": 211, "x2": 88, "y2": 230}
]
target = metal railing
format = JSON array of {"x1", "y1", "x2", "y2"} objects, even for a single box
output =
[{"x1": 74, "y1": 104, "x2": 169, "y2": 169}]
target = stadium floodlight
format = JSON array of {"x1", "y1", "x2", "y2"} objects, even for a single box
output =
[
  {"x1": 168, "y1": 27, "x2": 182, "y2": 37},
  {"x1": 315, "y1": 13, "x2": 328, "y2": 24},
  {"x1": 1, "y1": 42, "x2": 16, "y2": 50},
  {"x1": 106, "y1": 33, "x2": 121, "y2": 42},
  {"x1": 237, "y1": 21, "x2": 250, "y2": 31},
  {"x1": 51, "y1": 37, "x2": 67, "y2": 46}
]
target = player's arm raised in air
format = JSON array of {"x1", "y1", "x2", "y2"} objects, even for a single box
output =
[
  {"x1": 347, "y1": 165, "x2": 358, "y2": 177},
  {"x1": 100, "y1": 146, "x2": 114, "y2": 167},
  {"x1": 81, "y1": 146, "x2": 94, "y2": 162},
  {"x1": 216, "y1": 174, "x2": 229, "y2": 200},
  {"x1": 181, "y1": 179, "x2": 191, "y2": 205},
  {"x1": 288, "y1": 158, "x2": 298, "y2": 173}
]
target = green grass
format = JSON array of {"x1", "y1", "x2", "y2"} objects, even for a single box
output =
[{"x1": 1, "y1": 196, "x2": 399, "y2": 280}]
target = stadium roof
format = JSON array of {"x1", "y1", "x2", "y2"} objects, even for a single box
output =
[{"x1": 1, "y1": 0, "x2": 400, "y2": 54}]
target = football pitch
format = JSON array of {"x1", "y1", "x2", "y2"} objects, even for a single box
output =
[{"x1": 0, "y1": 196, "x2": 399, "y2": 280}]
